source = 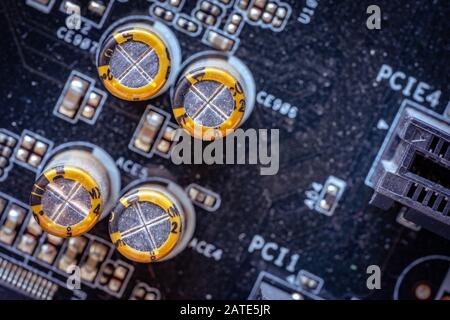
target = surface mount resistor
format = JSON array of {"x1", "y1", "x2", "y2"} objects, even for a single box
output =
[
  {"x1": 58, "y1": 76, "x2": 90, "y2": 119},
  {"x1": 134, "y1": 110, "x2": 165, "y2": 153},
  {"x1": 314, "y1": 176, "x2": 346, "y2": 216}
]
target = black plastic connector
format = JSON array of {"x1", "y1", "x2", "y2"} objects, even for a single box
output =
[{"x1": 366, "y1": 101, "x2": 450, "y2": 238}]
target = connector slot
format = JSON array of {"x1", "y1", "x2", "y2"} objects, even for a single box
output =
[{"x1": 409, "y1": 153, "x2": 450, "y2": 190}]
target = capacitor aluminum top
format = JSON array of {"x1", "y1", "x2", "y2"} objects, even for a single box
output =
[
  {"x1": 30, "y1": 146, "x2": 120, "y2": 238},
  {"x1": 109, "y1": 180, "x2": 195, "y2": 263},
  {"x1": 97, "y1": 19, "x2": 181, "y2": 101},
  {"x1": 172, "y1": 52, "x2": 256, "y2": 140}
]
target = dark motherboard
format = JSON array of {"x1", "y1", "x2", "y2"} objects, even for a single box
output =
[{"x1": 0, "y1": 0, "x2": 449, "y2": 301}]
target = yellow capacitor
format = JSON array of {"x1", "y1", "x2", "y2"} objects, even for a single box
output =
[
  {"x1": 97, "y1": 22, "x2": 176, "y2": 101},
  {"x1": 30, "y1": 146, "x2": 119, "y2": 238},
  {"x1": 31, "y1": 166, "x2": 102, "y2": 238},
  {"x1": 172, "y1": 52, "x2": 255, "y2": 140},
  {"x1": 109, "y1": 188, "x2": 183, "y2": 263}
]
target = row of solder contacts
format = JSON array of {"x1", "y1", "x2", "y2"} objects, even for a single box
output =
[{"x1": 30, "y1": 16, "x2": 255, "y2": 264}]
